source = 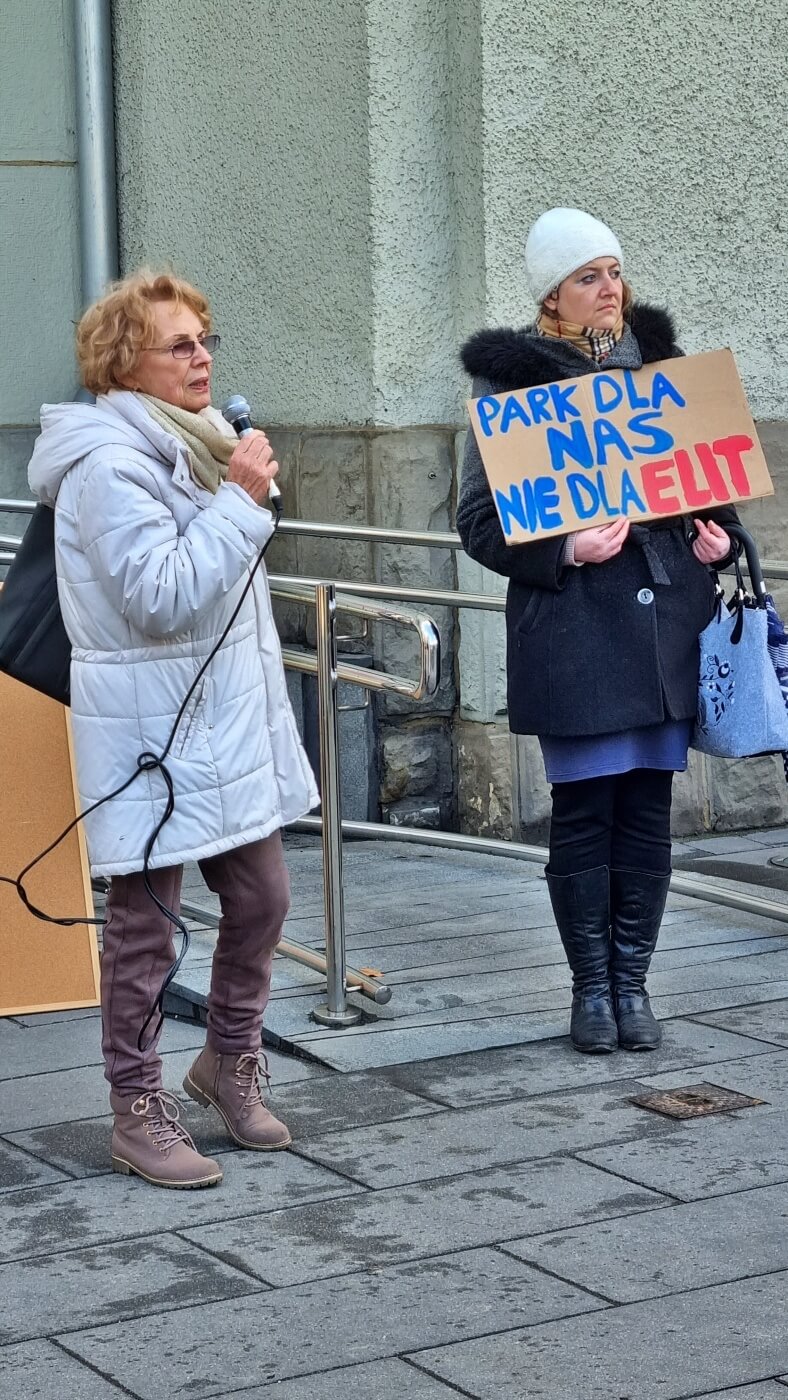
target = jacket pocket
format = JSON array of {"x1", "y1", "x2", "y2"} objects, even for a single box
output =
[
  {"x1": 174, "y1": 678, "x2": 207, "y2": 757},
  {"x1": 516, "y1": 588, "x2": 546, "y2": 637}
]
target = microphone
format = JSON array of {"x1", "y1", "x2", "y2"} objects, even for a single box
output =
[{"x1": 221, "y1": 394, "x2": 282, "y2": 508}]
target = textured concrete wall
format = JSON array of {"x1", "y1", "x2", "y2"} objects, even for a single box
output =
[
  {"x1": 0, "y1": 0, "x2": 79, "y2": 497},
  {"x1": 366, "y1": 0, "x2": 483, "y2": 427},
  {"x1": 478, "y1": 0, "x2": 788, "y2": 419},
  {"x1": 113, "y1": 0, "x2": 374, "y2": 427}
]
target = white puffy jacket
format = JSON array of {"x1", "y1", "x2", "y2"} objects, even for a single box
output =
[{"x1": 28, "y1": 390, "x2": 318, "y2": 878}]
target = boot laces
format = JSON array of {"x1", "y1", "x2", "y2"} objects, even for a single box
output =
[
  {"x1": 234, "y1": 1051, "x2": 272, "y2": 1110},
  {"x1": 131, "y1": 1089, "x2": 196, "y2": 1154}
]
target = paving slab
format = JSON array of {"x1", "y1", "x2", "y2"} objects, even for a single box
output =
[
  {"x1": 637, "y1": 1048, "x2": 788, "y2": 1109},
  {"x1": 0, "y1": 1137, "x2": 70, "y2": 1192},
  {"x1": 0, "y1": 1150, "x2": 363, "y2": 1262},
  {"x1": 187, "y1": 1071, "x2": 443, "y2": 1156},
  {"x1": 378, "y1": 1020, "x2": 776, "y2": 1108},
  {"x1": 502, "y1": 1179, "x2": 788, "y2": 1302},
  {"x1": 0, "y1": 1235, "x2": 260, "y2": 1345},
  {"x1": 9, "y1": 1007, "x2": 101, "y2": 1027},
  {"x1": 0, "y1": 1013, "x2": 205, "y2": 1080},
  {"x1": 286, "y1": 1010, "x2": 571, "y2": 1070},
  {"x1": 409, "y1": 1270, "x2": 788, "y2": 1400},
  {"x1": 59, "y1": 1248, "x2": 603, "y2": 1397},
  {"x1": 4, "y1": 1115, "x2": 119, "y2": 1179},
  {"x1": 0, "y1": 1046, "x2": 321, "y2": 1135},
  {"x1": 182, "y1": 1155, "x2": 665, "y2": 1287},
  {"x1": 345, "y1": 911, "x2": 735, "y2": 976},
  {"x1": 0, "y1": 1339, "x2": 130, "y2": 1399},
  {"x1": 294, "y1": 1081, "x2": 675, "y2": 1189},
  {"x1": 214, "y1": 1358, "x2": 473, "y2": 1399},
  {"x1": 685, "y1": 835, "x2": 765, "y2": 853},
  {"x1": 7, "y1": 1066, "x2": 412, "y2": 1175},
  {"x1": 578, "y1": 1106, "x2": 788, "y2": 1200},
  {"x1": 694, "y1": 1000, "x2": 788, "y2": 1048}
]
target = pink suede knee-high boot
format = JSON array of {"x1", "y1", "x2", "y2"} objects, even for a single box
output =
[
  {"x1": 102, "y1": 866, "x2": 222, "y2": 1187},
  {"x1": 183, "y1": 834, "x2": 292, "y2": 1149}
]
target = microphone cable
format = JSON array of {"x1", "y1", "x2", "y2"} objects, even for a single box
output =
[{"x1": 0, "y1": 495, "x2": 283, "y2": 1051}]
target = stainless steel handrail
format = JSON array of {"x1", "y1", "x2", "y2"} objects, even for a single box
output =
[
  {"x1": 274, "y1": 581, "x2": 441, "y2": 699},
  {"x1": 272, "y1": 573, "x2": 504, "y2": 614},
  {"x1": 3, "y1": 498, "x2": 788, "y2": 996},
  {"x1": 294, "y1": 815, "x2": 788, "y2": 926}
]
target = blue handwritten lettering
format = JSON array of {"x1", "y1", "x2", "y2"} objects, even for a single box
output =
[
  {"x1": 620, "y1": 469, "x2": 648, "y2": 515},
  {"x1": 593, "y1": 375, "x2": 623, "y2": 414},
  {"x1": 533, "y1": 476, "x2": 563, "y2": 529},
  {"x1": 651, "y1": 372, "x2": 686, "y2": 411},
  {"x1": 594, "y1": 419, "x2": 634, "y2": 466},
  {"x1": 547, "y1": 420, "x2": 593, "y2": 472},
  {"x1": 476, "y1": 396, "x2": 501, "y2": 437},
  {"x1": 548, "y1": 382, "x2": 581, "y2": 422},
  {"x1": 623, "y1": 369, "x2": 650, "y2": 409},
  {"x1": 627, "y1": 411, "x2": 675, "y2": 456},
  {"x1": 525, "y1": 387, "x2": 553, "y2": 425},
  {"x1": 495, "y1": 483, "x2": 527, "y2": 536},
  {"x1": 595, "y1": 470, "x2": 620, "y2": 517},
  {"x1": 500, "y1": 395, "x2": 532, "y2": 434},
  {"x1": 566, "y1": 473, "x2": 599, "y2": 519}
]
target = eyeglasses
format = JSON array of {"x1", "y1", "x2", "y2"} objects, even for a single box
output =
[{"x1": 145, "y1": 333, "x2": 221, "y2": 359}]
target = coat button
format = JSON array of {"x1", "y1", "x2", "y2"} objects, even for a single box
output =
[{"x1": 637, "y1": 588, "x2": 655, "y2": 605}]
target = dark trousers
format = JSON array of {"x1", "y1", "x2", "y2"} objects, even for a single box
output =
[
  {"x1": 548, "y1": 768, "x2": 674, "y2": 878},
  {"x1": 101, "y1": 832, "x2": 290, "y2": 1096}
]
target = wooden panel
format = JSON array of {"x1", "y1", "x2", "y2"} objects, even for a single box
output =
[{"x1": 0, "y1": 672, "x2": 99, "y2": 1015}]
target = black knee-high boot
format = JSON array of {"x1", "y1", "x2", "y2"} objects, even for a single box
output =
[
  {"x1": 609, "y1": 868, "x2": 670, "y2": 1050},
  {"x1": 545, "y1": 865, "x2": 618, "y2": 1054}
]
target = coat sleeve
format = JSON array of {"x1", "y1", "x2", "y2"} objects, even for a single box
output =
[
  {"x1": 76, "y1": 452, "x2": 275, "y2": 639},
  {"x1": 456, "y1": 378, "x2": 568, "y2": 591}
]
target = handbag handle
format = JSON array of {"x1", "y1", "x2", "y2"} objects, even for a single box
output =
[{"x1": 724, "y1": 523, "x2": 767, "y2": 607}]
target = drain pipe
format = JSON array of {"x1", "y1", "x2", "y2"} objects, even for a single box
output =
[{"x1": 74, "y1": 0, "x2": 119, "y2": 307}]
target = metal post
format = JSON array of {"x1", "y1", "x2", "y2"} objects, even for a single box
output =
[
  {"x1": 311, "y1": 583, "x2": 362, "y2": 1027},
  {"x1": 74, "y1": 0, "x2": 119, "y2": 307}
]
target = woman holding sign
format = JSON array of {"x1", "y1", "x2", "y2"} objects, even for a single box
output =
[{"x1": 458, "y1": 207, "x2": 736, "y2": 1055}]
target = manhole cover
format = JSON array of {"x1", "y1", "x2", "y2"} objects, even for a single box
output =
[{"x1": 631, "y1": 1082, "x2": 765, "y2": 1119}]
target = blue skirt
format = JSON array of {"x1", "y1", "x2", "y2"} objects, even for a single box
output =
[{"x1": 539, "y1": 718, "x2": 692, "y2": 785}]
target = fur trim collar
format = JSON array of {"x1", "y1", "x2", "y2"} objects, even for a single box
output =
[{"x1": 461, "y1": 303, "x2": 679, "y2": 389}]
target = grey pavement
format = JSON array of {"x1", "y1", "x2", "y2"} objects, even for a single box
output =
[{"x1": 1, "y1": 832, "x2": 788, "y2": 1397}]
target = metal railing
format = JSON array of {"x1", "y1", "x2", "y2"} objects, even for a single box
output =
[
  {"x1": 4, "y1": 499, "x2": 788, "y2": 1024},
  {"x1": 0, "y1": 500, "x2": 442, "y2": 1026}
]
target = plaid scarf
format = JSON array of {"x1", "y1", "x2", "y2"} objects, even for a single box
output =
[{"x1": 536, "y1": 309, "x2": 625, "y2": 363}]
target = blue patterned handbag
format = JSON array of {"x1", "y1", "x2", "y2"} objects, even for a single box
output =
[{"x1": 692, "y1": 527, "x2": 788, "y2": 760}]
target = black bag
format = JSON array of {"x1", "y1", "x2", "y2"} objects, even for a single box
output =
[{"x1": 0, "y1": 503, "x2": 71, "y2": 705}]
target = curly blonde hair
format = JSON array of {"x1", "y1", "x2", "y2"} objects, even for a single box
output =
[{"x1": 76, "y1": 269, "x2": 212, "y2": 395}]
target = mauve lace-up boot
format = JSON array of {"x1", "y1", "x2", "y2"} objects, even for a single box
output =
[
  {"x1": 183, "y1": 1048, "x2": 292, "y2": 1149},
  {"x1": 110, "y1": 1088, "x2": 223, "y2": 1188}
]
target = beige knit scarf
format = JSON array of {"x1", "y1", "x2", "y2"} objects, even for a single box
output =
[
  {"x1": 140, "y1": 396, "x2": 235, "y2": 494},
  {"x1": 536, "y1": 308, "x2": 625, "y2": 363}
]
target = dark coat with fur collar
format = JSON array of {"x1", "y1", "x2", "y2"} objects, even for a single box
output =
[{"x1": 457, "y1": 304, "x2": 738, "y2": 738}]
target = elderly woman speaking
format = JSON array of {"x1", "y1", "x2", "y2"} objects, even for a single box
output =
[{"x1": 28, "y1": 270, "x2": 318, "y2": 1189}]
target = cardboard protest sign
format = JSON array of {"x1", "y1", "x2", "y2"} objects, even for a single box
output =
[{"x1": 467, "y1": 349, "x2": 773, "y2": 545}]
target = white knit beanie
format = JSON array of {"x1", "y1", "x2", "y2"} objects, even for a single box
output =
[{"x1": 524, "y1": 207, "x2": 624, "y2": 305}]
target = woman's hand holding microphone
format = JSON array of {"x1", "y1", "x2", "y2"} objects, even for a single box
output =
[{"x1": 227, "y1": 430, "x2": 280, "y2": 506}]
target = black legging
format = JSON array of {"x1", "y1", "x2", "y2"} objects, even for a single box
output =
[{"x1": 548, "y1": 768, "x2": 674, "y2": 877}]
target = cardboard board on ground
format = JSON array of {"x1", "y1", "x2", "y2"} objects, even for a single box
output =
[
  {"x1": 468, "y1": 348, "x2": 774, "y2": 545},
  {"x1": 0, "y1": 671, "x2": 98, "y2": 1015}
]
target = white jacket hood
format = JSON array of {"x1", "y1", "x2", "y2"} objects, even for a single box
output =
[{"x1": 29, "y1": 392, "x2": 186, "y2": 506}]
